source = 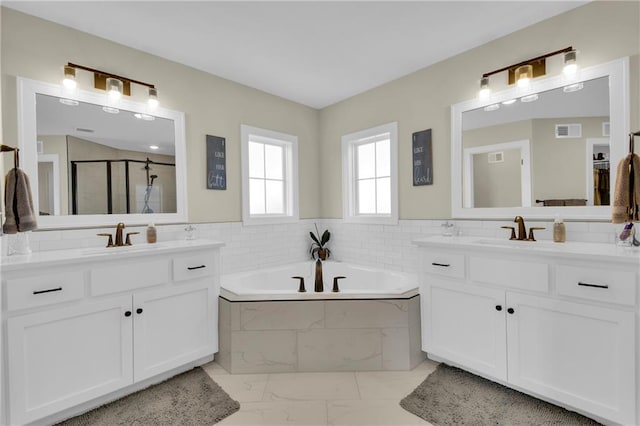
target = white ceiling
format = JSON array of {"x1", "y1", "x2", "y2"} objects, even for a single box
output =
[{"x1": 5, "y1": 1, "x2": 588, "y2": 109}]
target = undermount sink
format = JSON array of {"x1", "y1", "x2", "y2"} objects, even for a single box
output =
[
  {"x1": 473, "y1": 238, "x2": 557, "y2": 248},
  {"x1": 81, "y1": 243, "x2": 163, "y2": 256}
]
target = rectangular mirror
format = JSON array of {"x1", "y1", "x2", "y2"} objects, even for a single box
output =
[
  {"x1": 17, "y1": 77, "x2": 187, "y2": 228},
  {"x1": 451, "y1": 57, "x2": 630, "y2": 220}
]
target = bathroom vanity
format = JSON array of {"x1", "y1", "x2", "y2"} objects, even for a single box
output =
[
  {"x1": 0, "y1": 239, "x2": 223, "y2": 425},
  {"x1": 415, "y1": 236, "x2": 639, "y2": 425}
]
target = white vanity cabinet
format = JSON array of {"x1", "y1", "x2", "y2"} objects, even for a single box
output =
[
  {"x1": 1, "y1": 240, "x2": 223, "y2": 426},
  {"x1": 415, "y1": 237, "x2": 639, "y2": 425}
]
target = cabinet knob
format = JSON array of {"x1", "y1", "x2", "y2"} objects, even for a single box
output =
[
  {"x1": 124, "y1": 311, "x2": 132, "y2": 317},
  {"x1": 507, "y1": 308, "x2": 515, "y2": 314},
  {"x1": 136, "y1": 308, "x2": 143, "y2": 314},
  {"x1": 495, "y1": 305, "x2": 502, "y2": 311}
]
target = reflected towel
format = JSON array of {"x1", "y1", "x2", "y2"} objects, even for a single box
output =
[
  {"x1": 612, "y1": 153, "x2": 640, "y2": 223},
  {"x1": 3, "y1": 168, "x2": 38, "y2": 234}
]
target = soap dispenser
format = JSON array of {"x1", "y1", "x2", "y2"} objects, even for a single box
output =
[
  {"x1": 146, "y1": 223, "x2": 157, "y2": 244},
  {"x1": 553, "y1": 215, "x2": 566, "y2": 243}
]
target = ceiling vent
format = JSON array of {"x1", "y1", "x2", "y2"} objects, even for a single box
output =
[
  {"x1": 602, "y1": 122, "x2": 610, "y2": 137},
  {"x1": 555, "y1": 123, "x2": 582, "y2": 138},
  {"x1": 488, "y1": 151, "x2": 504, "y2": 163}
]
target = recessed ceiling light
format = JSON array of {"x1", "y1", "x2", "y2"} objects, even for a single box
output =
[
  {"x1": 484, "y1": 104, "x2": 500, "y2": 112},
  {"x1": 102, "y1": 106, "x2": 120, "y2": 114},
  {"x1": 134, "y1": 113, "x2": 155, "y2": 121},
  {"x1": 563, "y1": 82, "x2": 584, "y2": 93},
  {"x1": 520, "y1": 94, "x2": 539, "y2": 103},
  {"x1": 501, "y1": 99, "x2": 517, "y2": 105},
  {"x1": 149, "y1": 145, "x2": 159, "y2": 150},
  {"x1": 59, "y1": 98, "x2": 79, "y2": 106}
]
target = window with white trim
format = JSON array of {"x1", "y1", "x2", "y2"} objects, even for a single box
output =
[
  {"x1": 342, "y1": 122, "x2": 398, "y2": 224},
  {"x1": 241, "y1": 125, "x2": 299, "y2": 224}
]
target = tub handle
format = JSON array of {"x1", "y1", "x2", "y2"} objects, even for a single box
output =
[
  {"x1": 332, "y1": 276, "x2": 346, "y2": 293},
  {"x1": 292, "y1": 276, "x2": 306, "y2": 292}
]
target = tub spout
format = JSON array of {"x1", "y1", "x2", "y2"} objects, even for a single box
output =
[
  {"x1": 332, "y1": 276, "x2": 346, "y2": 292},
  {"x1": 292, "y1": 276, "x2": 306, "y2": 293},
  {"x1": 314, "y1": 259, "x2": 324, "y2": 292}
]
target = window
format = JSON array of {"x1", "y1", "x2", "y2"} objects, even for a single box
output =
[
  {"x1": 342, "y1": 122, "x2": 398, "y2": 224},
  {"x1": 241, "y1": 125, "x2": 299, "y2": 224}
]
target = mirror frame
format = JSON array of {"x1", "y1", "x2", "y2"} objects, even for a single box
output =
[
  {"x1": 17, "y1": 77, "x2": 188, "y2": 229},
  {"x1": 451, "y1": 57, "x2": 629, "y2": 220}
]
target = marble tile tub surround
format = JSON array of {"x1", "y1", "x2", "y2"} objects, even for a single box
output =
[
  {"x1": 1, "y1": 218, "x2": 621, "y2": 275},
  {"x1": 217, "y1": 296, "x2": 424, "y2": 374}
]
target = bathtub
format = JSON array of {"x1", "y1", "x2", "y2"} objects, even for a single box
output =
[
  {"x1": 220, "y1": 261, "x2": 418, "y2": 301},
  {"x1": 217, "y1": 261, "x2": 424, "y2": 373}
]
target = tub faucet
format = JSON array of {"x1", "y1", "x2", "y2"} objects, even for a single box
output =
[
  {"x1": 514, "y1": 216, "x2": 527, "y2": 240},
  {"x1": 314, "y1": 259, "x2": 324, "y2": 292}
]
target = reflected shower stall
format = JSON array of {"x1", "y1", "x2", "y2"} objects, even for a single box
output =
[{"x1": 70, "y1": 158, "x2": 176, "y2": 215}]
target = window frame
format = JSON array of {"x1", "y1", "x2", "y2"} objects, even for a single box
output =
[
  {"x1": 241, "y1": 124, "x2": 299, "y2": 225},
  {"x1": 342, "y1": 122, "x2": 398, "y2": 225}
]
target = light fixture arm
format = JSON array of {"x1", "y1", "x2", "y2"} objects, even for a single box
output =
[
  {"x1": 481, "y1": 46, "x2": 574, "y2": 78},
  {"x1": 67, "y1": 62, "x2": 156, "y2": 89}
]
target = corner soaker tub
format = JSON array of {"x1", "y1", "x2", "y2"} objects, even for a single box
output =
[
  {"x1": 219, "y1": 261, "x2": 419, "y2": 302},
  {"x1": 217, "y1": 261, "x2": 424, "y2": 374}
]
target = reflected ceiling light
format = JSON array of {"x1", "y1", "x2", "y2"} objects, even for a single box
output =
[
  {"x1": 515, "y1": 65, "x2": 533, "y2": 88},
  {"x1": 484, "y1": 104, "x2": 500, "y2": 112},
  {"x1": 59, "y1": 98, "x2": 79, "y2": 106},
  {"x1": 563, "y1": 82, "x2": 584, "y2": 93},
  {"x1": 149, "y1": 145, "x2": 159, "y2": 150},
  {"x1": 102, "y1": 106, "x2": 120, "y2": 114},
  {"x1": 479, "y1": 77, "x2": 490, "y2": 99},
  {"x1": 563, "y1": 50, "x2": 578, "y2": 76},
  {"x1": 106, "y1": 77, "x2": 123, "y2": 102},
  {"x1": 134, "y1": 113, "x2": 155, "y2": 121},
  {"x1": 62, "y1": 66, "x2": 77, "y2": 90},
  {"x1": 520, "y1": 94, "x2": 539, "y2": 103},
  {"x1": 501, "y1": 99, "x2": 517, "y2": 105},
  {"x1": 148, "y1": 88, "x2": 159, "y2": 109}
]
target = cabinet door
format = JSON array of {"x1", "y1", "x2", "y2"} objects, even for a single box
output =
[
  {"x1": 506, "y1": 293, "x2": 636, "y2": 425},
  {"x1": 7, "y1": 296, "x2": 133, "y2": 425},
  {"x1": 423, "y1": 279, "x2": 507, "y2": 381},
  {"x1": 133, "y1": 280, "x2": 216, "y2": 381}
]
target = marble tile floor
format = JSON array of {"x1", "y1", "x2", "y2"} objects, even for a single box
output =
[{"x1": 202, "y1": 358, "x2": 439, "y2": 425}]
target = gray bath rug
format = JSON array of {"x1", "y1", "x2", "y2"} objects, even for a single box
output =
[
  {"x1": 58, "y1": 367, "x2": 240, "y2": 425},
  {"x1": 400, "y1": 364, "x2": 601, "y2": 426}
]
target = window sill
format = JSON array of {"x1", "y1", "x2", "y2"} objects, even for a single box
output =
[{"x1": 343, "y1": 215, "x2": 398, "y2": 226}]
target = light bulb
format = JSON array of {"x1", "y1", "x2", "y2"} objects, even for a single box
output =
[
  {"x1": 148, "y1": 87, "x2": 159, "y2": 109},
  {"x1": 563, "y1": 50, "x2": 578, "y2": 76},
  {"x1": 106, "y1": 77, "x2": 123, "y2": 102},
  {"x1": 62, "y1": 66, "x2": 77, "y2": 90},
  {"x1": 515, "y1": 65, "x2": 533, "y2": 89},
  {"x1": 478, "y1": 77, "x2": 490, "y2": 99}
]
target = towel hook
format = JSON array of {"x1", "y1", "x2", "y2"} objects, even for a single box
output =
[
  {"x1": 631, "y1": 131, "x2": 640, "y2": 154},
  {"x1": 0, "y1": 144, "x2": 19, "y2": 168}
]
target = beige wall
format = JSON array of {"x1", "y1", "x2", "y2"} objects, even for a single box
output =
[
  {"x1": 38, "y1": 134, "x2": 68, "y2": 214},
  {"x1": 473, "y1": 148, "x2": 522, "y2": 208},
  {"x1": 1, "y1": 7, "x2": 321, "y2": 223},
  {"x1": 319, "y1": 1, "x2": 639, "y2": 219}
]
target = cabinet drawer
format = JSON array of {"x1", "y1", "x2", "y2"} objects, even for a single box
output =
[
  {"x1": 423, "y1": 251, "x2": 465, "y2": 279},
  {"x1": 173, "y1": 253, "x2": 214, "y2": 282},
  {"x1": 556, "y1": 265, "x2": 636, "y2": 306},
  {"x1": 469, "y1": 256, "x2": 549, "y2": 293},
  {"x1": 6, "y1": 271, "x2": 85, "y2": 311},
  {"x1": 91, "y1": 259, "x2": 170, "y2": 296}
]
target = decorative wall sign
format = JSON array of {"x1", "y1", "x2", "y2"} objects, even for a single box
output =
[
  {"x1": 206, "y1": 135, "x2": 226, "y2": 190},
  {"x1": 412, "y1": 129, "x2": 433, "y2": 186}
]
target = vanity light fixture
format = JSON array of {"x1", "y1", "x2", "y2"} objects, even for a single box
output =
[
  {"x1": 62, "y1": 66, "x2": 77, "y2": 90},
  {"x1": 63, "y1": 62, "x2": 159, "y2": 107},
  {"x1": 479, "y1": 77, "x2": 491, "y2": 99},
  {"x1": 478, "y1": 46, "x2": 575, "y2": 98}
]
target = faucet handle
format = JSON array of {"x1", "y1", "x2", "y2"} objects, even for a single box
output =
[
  {"x1": 500, "y1": 226, "x2": 516, "y2": 240},
  {"x1": 125, "y1": 232, "x2": 140, "y2": 246},
  {"x1": 332, "y1": 276, "x2": 346, "y2": 293},
  {"x1": 292, "y1": 276, "x2": 306, "y2": 293},
  {"x1": 527, "y1": 227, "x2": 546, "y2": 241},
  {"x1": 97, "y1": 233, "x2": 114, "y2": 247}
]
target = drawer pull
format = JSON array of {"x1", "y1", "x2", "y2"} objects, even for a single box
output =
[
  {"x1": 33, "y1": 287, "x2": 62, "y2": 295},
  {"x1": 431, "y1": 262, "x2": 451, "y2": 268},
  {"x1": 187, "y1": 265, "x2": 206, "y2": 271},
  {"x1": 578, "y1": 282, "x2": 609, "y2": 289}
]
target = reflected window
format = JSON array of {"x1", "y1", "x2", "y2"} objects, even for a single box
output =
[{"x1": 241, "y1": 125, "x2": 299, "y2": 224}]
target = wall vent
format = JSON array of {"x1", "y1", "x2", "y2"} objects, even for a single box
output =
[
  {"x1": 555, "y1": 123, "x2": 582, "y2": 138},
  {"x1": 36, "y1": 140, "x2": 44, "y2": 155},
  {"x1": 488, "y1": 151, "x2": 504, "y2": 163},
  {"x1": 602, "y1": 122, "x2": 610, "y2": 137}
]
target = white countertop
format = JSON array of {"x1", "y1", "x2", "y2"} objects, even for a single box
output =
[
  {"x1": 1, "y1": 239, "x2": 225, "y2": 272},
  {"x1": 413, "y1": 235, "x2": 640, "y2": 265}
]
